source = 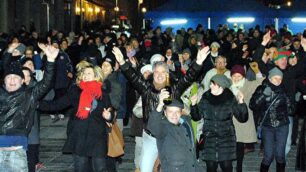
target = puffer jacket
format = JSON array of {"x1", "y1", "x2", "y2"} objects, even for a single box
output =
[
  {"x1": 190, "y1": 89, "x2": 248, "y2": 161},
  {"x1": 0, "y1": 61, "x2": 55, "y2": 136},
  {"x1": 120, "y1": 61, "x2": 202, "y2": 128},
  {"x1": 249, "y1": 79, "x2": 293, "y2": 128}
]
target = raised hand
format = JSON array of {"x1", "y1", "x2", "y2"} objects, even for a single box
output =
[
  {"x1": 196, "y1": 46, "x2": 210, "y2": 65},
  {"x1": 7, "y1": 43, "x2": 20, "y2": 53},
  {"x1": 262, "y1": 31, "x2": 271, "y2": 46},
  {"x1": 112, "y1": 47, "x2": 125, "y2": 65},
  {"x1": 190, "y1": 95, "x2": 198, "y2": 106},
  {"x1": 158, "y1": 88, "x2": 170, "y2": 106},
  {"x1": 102, "y1": 108, "x2": 112, "y2": 120},
  {"x1": 236, "y1": 91, "x2": 244, "y2": 104},
  {"x1": 38, "y1": 43, "x2": 59, "y2": 62}
]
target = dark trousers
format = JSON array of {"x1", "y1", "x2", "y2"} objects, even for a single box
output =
[
  {"x1": 206, "y1": 160, "x2": 233, "y2": 172},
  {"x1": 261, "y1": 124, "x2": 289, "y2": 166},
  {"x1": 73, "y1": 154, "x2": 107, "y2": 172},
  {"x1": 236, "y1": 142, "x2": 244, "y2": 172},
  {"x1": 106, "y1": 156, "x2": 117, "y2": 172},
  {"x1": 27, "y1": 144, "x2": 39, "y2": 172}
]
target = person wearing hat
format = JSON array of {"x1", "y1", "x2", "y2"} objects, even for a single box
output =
[
  {"x1": 250, "y1": 67, "x2": 294, "y2": 172},
  {"x1": 147, "y1": 91, "x2": 204, "y2": 172},
  {"x1": 254, "y1": 33, "x2": 306, "y2": 158},
  {"x1": 201, "y1": 55, "x2": 231, "y2": 92},
  {"x1": 179, "y1": 48, "x2": 192, "y2": 75},
  {"x1": 229, "y1": 65, "x2": 265, "y2": 172},
  {"x1": 190, "y1": 74, "x2": 248, "y2": 172},
  {"x1": 113, "y1": 46, "x2": 210, "y2": 172},
  {"x1": 0, "y1": 43, "x2": 58, "y2": 171}
]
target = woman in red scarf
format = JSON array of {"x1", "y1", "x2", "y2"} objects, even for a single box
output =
[{"x1": 39, "y1": 61, "x2": 113, "y2": 172}]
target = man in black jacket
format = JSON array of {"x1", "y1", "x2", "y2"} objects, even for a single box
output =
[
  {"x1": 113, "y1": 46, "x2": 210, "y2": 172},
  {"x1": 0, "y1": 43, "x2": 58, "y2": 171}
]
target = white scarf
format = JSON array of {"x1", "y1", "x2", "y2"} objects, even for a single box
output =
[{"x1": 230, "y1": 78, "x2": 245, "y2": 96}]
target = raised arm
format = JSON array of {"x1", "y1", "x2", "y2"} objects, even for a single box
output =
[{"x1": 32, "y1": 43, "x2": 59, "y2": 100}]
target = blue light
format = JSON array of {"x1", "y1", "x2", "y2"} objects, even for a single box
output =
[
  {"x1": 291, "y1": 17, "x2": 306, "y2": 23},
  {"x1": 227, "y1": 17, "x2": 255, "y2": 23}
]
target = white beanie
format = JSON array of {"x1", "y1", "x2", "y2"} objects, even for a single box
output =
[
  {"x1": 140, "y1": 64, "x2": 153, "y2": 75},
  {"x1": 150, "y1": 54, "x2": 164, "y2": 65}
]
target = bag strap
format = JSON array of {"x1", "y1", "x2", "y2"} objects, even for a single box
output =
[{"x1": 260, "y1": 95, "x2": 279, "y2": 127}]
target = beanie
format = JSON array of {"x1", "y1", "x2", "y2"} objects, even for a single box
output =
[
  {"x1": 103, "y1": 57, "x2": 116, "y2": 70},
  {"x1": 15, "y1": 43, "x2": 26, "y2": 55},
  {"x1": 210, "y1": 74, "x2": 232, "y2": 89},
  {"x1": 4, "y1": 62, "x2": 25, "y2": 79},
  {"x1": 272, "y1": 49, "x2": 292, "y2": 62},
  {"x1": 150, "y1": 54, "x2": 164, "y2": 65},
  {"x1": 182, "y1": 48, "x2": 191, "y2": 56},
  {"x1": 140, "y1": 64, "x2": 152, "y2": 75},
  {"x1": 268, "y1": 67, "x2": 283, "y2": 79},
  {"x1": 230, "y1": 65, "x2": 245, "y2": 77}
]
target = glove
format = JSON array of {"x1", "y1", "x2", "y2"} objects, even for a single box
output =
[{"x1": 249, "y1": 62, "x2": 260, "y2": 74}]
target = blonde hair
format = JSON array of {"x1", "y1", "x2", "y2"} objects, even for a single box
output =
[{"x1": 76, "y1": 61, "x2": 105, "y2": 85}]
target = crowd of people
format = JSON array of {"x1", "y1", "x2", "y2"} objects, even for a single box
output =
[{"x1": 0, "y1": 22, "x2": 305, "y2": 172}]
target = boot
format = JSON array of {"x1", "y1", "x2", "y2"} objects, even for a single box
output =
[
  {"x1": 276, "y1": 162, "x2": 286, "y2": 172},
  {"x1": 260, "y1": 163, "x2": 270, "y2": 172}
]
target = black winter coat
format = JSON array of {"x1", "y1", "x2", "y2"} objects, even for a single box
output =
[
  {"x1": 39, "y1": 84, "x2": 112, "y2": 157},
  {"x1": 191, "y1": 89, "x2": 248, "y2": 161},
  {"x1": 0, "y1": 62, "x2": 55, "y2": 136},
  {"x1": 249, "y1": 80, "x2": 293, "y2": 128},
  {"x1": 120, "y1": 61, "x2": 202, "y2": 128}
]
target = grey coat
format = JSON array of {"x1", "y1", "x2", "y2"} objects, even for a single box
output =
[{"x1": 147, "y1": 110, "x2": 204, "y2": 172}]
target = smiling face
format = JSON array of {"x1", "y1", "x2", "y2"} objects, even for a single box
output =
[
  {"x1": 82, "y1": 68, "x2": 95, "y2": 82},
  {"x1": 4, "y1": 74, "x2": 24, "y2": 92},
  {"x1": 269, "y1": 75, "x2": 282, "y2": 86},
  {"x1": 153, "y1": 64, "x2": 167, "y2": 85},
  {"x1": 101, "y1": 61, "x2": 113, "y2": 77},
  {"x1": 231, "y1": 73, "x2": 244, "y2": 84},
  {"x1": 164, "y1": 106, "x2": 182, "y2": 125}
]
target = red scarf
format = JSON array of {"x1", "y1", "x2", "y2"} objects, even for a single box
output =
[{"x1": 76, "y1": 81, "x2": 102, "y2": 119}]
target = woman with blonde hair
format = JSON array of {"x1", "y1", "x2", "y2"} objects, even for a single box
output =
[{"x1": 39, "y1": 62, "x2": 113, "y2": 172}]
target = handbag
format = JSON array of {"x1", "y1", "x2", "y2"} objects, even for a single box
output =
[
  {"x1": 107, "y1": 122, "x2": 125, "y2": 157},
  {"x1": 257, "y1": 95, "x2": 279, "y2": 139}
]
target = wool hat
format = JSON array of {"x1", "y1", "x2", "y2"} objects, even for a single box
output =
[
  {"x1": 140, "y1": 64, "x2": 152, "y2": 75},
  {"x1": 230, "y1": 65, "x2": 245, "y2": 77},
  {"x1": 4, "y1": 62, "x2": 24, "y2": 79},
  {"x1": 268, "y1": 67, "x2": 283, "y2": 79},
  {"x1": 182, "y1": 48, "x2": 191, "y2": 56},
  {"x1": 272, "y1": 49, "x2": 292, "y2": 62},
  {"x1": 210, "y1": 42, "x2": 220, "y2": 49},
  {"x1": 210, "y1": 74, "x2": 232, "y2": 89},
  {"x1": 165, "y1": 99, "x2": 184, "y2": 109},
  {"x1": 150, "y1": 54, "x2": 164, "y2": 65},
  {"x1": 15, "y1": 43, "x2": 26, "y2": 55}
]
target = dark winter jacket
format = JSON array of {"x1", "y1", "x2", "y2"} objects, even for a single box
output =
[
  {"x1": 39, "y1": 84, "x2": 113, "y2": 157},
  {"x1": 190, "y1": 89, "x2": 248, "y2": 161},
  {"x1": 147, "y1": 110, "x2": 204, "y2": 172},
  {"x1": 53, "y1": 51, "x2": 73, "y2": 89},
  {"x1": 0, "y1": 61, "x2": 55, "y2": 136},
  {"x1": 249, "y1": 79, "x2": 293, "y2": 127},
  {"x1": 120, "y1": 61, "x2": 202, "y2": 129}
]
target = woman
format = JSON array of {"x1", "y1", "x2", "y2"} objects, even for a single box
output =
[
  {"x1": 101, "y1": 57, "x2": 122, "y2": 172},
  {"x1": 39, "y1": 62, "x2": 113, "y2": 172},
  {"x1": 250, "y1": 67, "x2": 293, "y2": 172},
  {"x1": 190, "y1": 74, "x2": 248, "y2": 172},
  {"x1": 229, "y1": 65, "x2": 264, "y2": 172}
]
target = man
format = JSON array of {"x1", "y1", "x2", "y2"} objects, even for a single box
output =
[
  {"x1": 201, "y1": 55, "x2": 231, "y2": 92},
  {"x1": 112, "y1": 46, "x2": 210, "y2": 172},
  {"x1": 0, "y1": 43, "x2": 58, "y2": 171},
  {"x1": 147, "y1": 96, "x2": 203, "y2": 172}
]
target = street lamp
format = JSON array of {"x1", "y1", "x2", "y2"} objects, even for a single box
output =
[{"x1": 141, "y1": 7, "x2": 146, "y2": 30}]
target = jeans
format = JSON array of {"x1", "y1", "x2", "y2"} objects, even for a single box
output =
[
  {"x1": 134, "y1": 136, "x2": 143, "y2": 168},
  {"x1": 27, "y1": 144, "x2": 39, "y2": 172},
  {"x1": 285, "y1": 116, "x2": 293, "y2": 156},
  {"x1": 0, "y1": 148, "x2": 28, "y2": 172},
  {"x1": 73, "y1": 154, "x2": 107, "y2": 172},
  {"x1": 140, "y1": 130, "x2": 158, "y2": 172},
  {"x1": 261, "y1": 124, "x2": 289, "y2": 166}
]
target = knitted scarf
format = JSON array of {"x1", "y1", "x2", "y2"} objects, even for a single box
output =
[{"x1": 76, "y1": 81, "x2": 102, "y2": 119}]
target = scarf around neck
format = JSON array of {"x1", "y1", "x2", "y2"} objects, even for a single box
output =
[{"x1": 76, "y1": 81, "x2": 102, "y2": 120}]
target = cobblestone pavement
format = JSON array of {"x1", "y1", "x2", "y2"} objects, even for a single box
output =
[{"x1": 39, "y1": 116, "x2": 299, "y2": 172}]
